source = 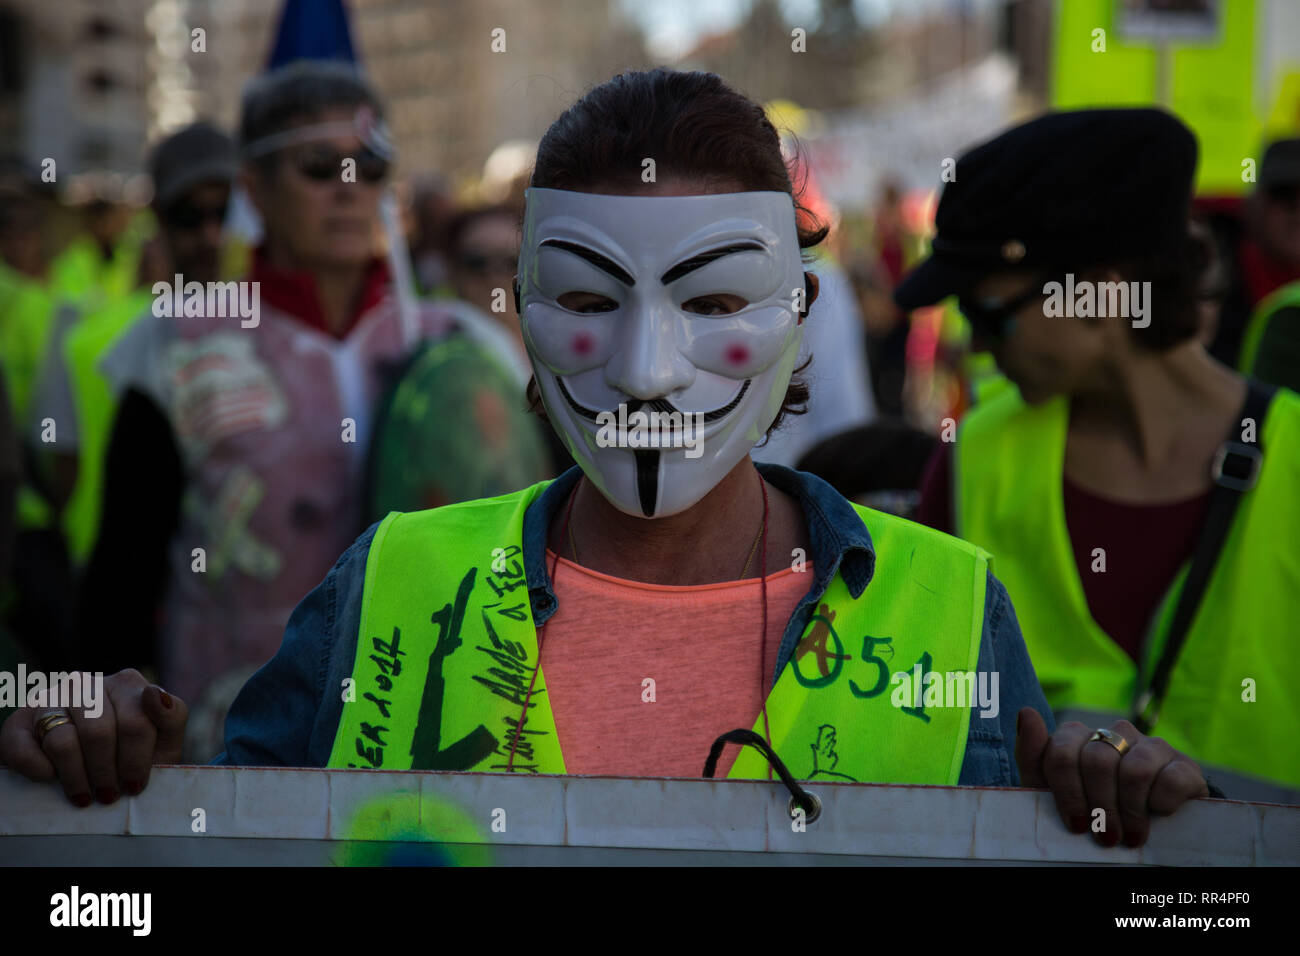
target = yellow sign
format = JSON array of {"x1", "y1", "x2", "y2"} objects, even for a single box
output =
[{"x1": 1052, "y1": 0, "x2": 1262, "y2": 195}]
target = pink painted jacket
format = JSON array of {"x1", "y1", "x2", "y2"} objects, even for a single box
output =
[{"x1": 103, "y1": 286, "x2": 457, "y2": 704}]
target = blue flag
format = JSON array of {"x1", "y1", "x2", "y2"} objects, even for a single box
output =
[{"x1": 266, "y1": 0, "x2": 358, "y2": 69}]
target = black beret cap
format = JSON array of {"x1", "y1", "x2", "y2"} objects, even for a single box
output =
[{"x1": 894, "y1": 108, "x2": 1198, "y2": 310}]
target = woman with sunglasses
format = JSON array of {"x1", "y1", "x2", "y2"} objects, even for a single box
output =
[
  {"x1": 906, "y1": 109, "x2": 1300, "y2": 804},
  {"x1": 48, "y1": 61, "x2": 486, "y2": 760},
  {"x1": 3, "y1": 73, "x2": 1214, "y2": 850}
]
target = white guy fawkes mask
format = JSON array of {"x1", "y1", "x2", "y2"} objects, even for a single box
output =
[{"x1": 517, "y1": 187, "x2": 807, "y2": 518}]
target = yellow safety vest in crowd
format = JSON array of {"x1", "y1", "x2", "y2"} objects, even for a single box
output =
[
  {"x1": 1239, "y1": 281, "x2": 1300, "y2": 394},
  {"x1": 49, "y1": 237, "x2": 131, "y2": 309},
  {"x1": 0, "y1": 264, "x2": 56, "y2": 431},
  {"x1": 61, "y1": 290, "x2": 153, "y2": 565},
  {"x1": 330, "y1": 481, "x2": 989, "y2": 784},
  {"x1": 955, "y1": 387, "x2": 1300, "y2": 797},
  {"x1": 0, "y1": 265, "x2": 58, "y2": 530},
  {"x1": 48, "y1": 210, "x2": 154, "y2": 310}
]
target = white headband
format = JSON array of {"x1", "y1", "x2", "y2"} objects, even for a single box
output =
[{"x1": 241, "y1": 106, "x2": 395, "y2": 161}]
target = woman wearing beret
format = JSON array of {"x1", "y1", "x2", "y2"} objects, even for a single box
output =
[
  {"x1": 906, "y1": 108, "x2": 1300, "y2": 805},
  {"x1": 3, "y1": 76, "x2": 1215, "y2": 847}
]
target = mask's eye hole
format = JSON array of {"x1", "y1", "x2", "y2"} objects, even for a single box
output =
[
  {"x1": 557, "y1": 291, "x2": 618, "y2": 314},
  {"x1": 682, "y1": 294, "x2": 748, "y2": 316}
]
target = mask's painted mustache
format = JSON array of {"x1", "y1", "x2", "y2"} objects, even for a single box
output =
[{"x1": 556, "y1": 377, "x2": 751, "y2": 424}]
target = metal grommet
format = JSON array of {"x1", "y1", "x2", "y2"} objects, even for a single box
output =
[{"x1": 788, "y1": 791, "x2": 822, "y2": 825}]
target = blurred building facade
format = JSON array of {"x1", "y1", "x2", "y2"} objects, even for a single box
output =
[
  {"x1": 0, "y1": 0, "x2": 646, "y2": 185},
  {"x1": 0, "y1": 0, "x2": 272, "y2": 177},
  {"x1": 352, "y1": 0, "x2": 646, "y2": 184},
  {"x1": 675, "y1": 0, "x2": 1006, "y2": 112}
]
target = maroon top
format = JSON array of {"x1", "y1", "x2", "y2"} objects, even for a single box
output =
[{"x1": 915, "y1": 442, "x2": 1210, "y2": 661}]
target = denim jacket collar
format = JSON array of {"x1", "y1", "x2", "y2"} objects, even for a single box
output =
[{"x1": 521, "y1": 463, "x2": 877, "y2": 685}]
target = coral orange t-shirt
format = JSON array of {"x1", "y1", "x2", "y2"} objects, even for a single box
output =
[{"x1": 537, "y1": 551, "x2": 812, "y2": 778}]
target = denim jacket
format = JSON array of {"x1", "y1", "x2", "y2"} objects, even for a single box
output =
[{"x1": 216, "y1": 463, "x2": 1055, "y2": 784}]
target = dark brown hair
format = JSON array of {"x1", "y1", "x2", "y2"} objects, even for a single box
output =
[
  {"x1": 1117, "y1": 231, "x2": 1214, "y2": 351},
  {"x1": 1040, "y1": 230, "x2": 1210, "y2": 353},
  {"x1": 522, "y1": 68, "x2": 825, "y2": 439}
]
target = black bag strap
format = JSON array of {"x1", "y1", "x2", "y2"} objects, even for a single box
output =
[{"x1": 1132, "y1": 380, "x2": 1278, "y2": 734}]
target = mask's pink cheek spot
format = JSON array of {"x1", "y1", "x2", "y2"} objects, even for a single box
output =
[
  {"x1": 572, "y1": 332, "x2": 595, "y2": 357},
  {"x1": 725, "y1": 343, "x2": 750, "y2": 366}
]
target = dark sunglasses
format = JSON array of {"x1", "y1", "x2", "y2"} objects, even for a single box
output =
[
  {"x1": 291, "y1": 146, "x2": 390, "y2": 184},
  {"x1": 457, "y1": 251, "x2": 517, "y2": 275},
  {"x1": 957, "y1": 279, "x2": 1048, "y2": 341},
  {"x1": 164, "y1": 200, "x2": 229, "y2": 230}
]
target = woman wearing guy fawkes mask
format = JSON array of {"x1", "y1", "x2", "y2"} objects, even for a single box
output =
[{"x1": 9, "y1": 71, "x2": 1213, "y2": 850}]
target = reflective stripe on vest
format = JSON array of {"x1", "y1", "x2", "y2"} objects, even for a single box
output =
[
  {"x1": 955, "y1": 387, "x2": 1300, "y2": 791},
  {"x1": 329, "y1": 481, "x2": 988, "y2": 784}
]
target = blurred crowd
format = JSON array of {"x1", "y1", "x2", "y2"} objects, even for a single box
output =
[{"x1": 1, "y1": 57, "x2": 1298, "y2": 769}]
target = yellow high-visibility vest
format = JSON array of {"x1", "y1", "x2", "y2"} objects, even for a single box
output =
[
  {"x1": 956, "y1": 387, "x2": 1300, "y2": 796},
  {"x1": 330, "y1": 481, "x2": 989, "y2": 784}
]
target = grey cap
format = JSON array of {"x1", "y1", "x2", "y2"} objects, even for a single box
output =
[{"x1": 149, "y1": 121, "x2": 238, "y2": 210}]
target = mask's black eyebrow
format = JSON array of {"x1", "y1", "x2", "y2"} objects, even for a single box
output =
[
  {"x1": 539, "y1": 239, "x2": 635, "y2": 287},
  {"x1": 660, "y1": 241, "x2": 765, "y2": 285}
]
